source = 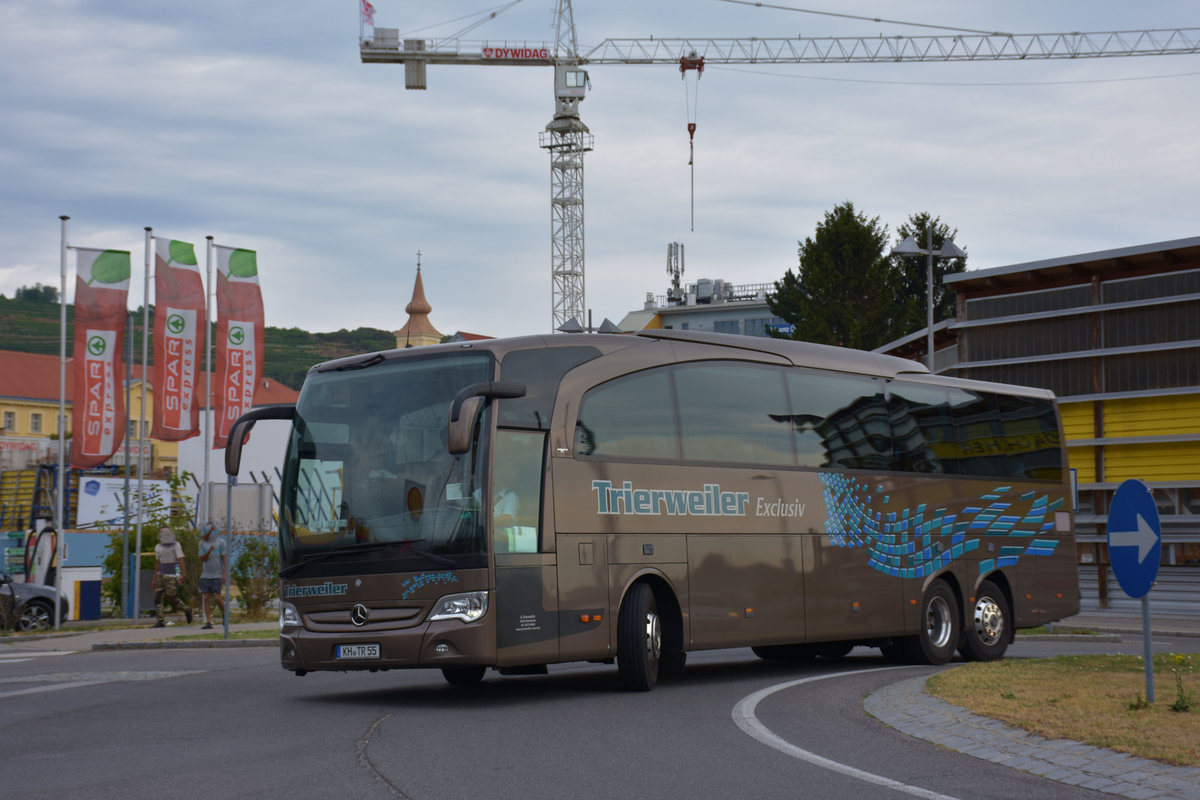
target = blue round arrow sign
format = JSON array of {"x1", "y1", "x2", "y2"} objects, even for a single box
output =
[{"x1": 1107, "y1": 479, "x2": 1162, "y2": 599}]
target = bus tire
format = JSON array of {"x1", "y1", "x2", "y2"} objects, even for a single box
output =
[
  {"x1": 814, "y1": 642, "x2": 854, "y2": 660},
  {"x1": 959, "y1": 580, "x2": 1010, "y2": 662},
  {"x1": 441, "y1": 666, "x2": 486, "y2": 687},
  {"x1": 617, "y1": 582, "x2": 661, "y2": 691},
  {"x1": 903, "y1": 580, "x2": 959, "y2": 665}
]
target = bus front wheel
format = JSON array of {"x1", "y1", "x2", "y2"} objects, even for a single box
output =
[
  {"x1": 903, "y1": 580, "x2": 959, "y2": 665},
  {"x1": 617, "y1": 583, "x2": 661, "y2": 691},
  {"x1": 441, "y1": 666, "x2": 486, "y2": 687},
  {"x1": 959, "y1": 580, "x2": 1009, "y2": 662}
]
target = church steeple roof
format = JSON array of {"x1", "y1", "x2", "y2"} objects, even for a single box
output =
[{"x1": 395, "y1": 265, "x2": 443, "y2": 347}]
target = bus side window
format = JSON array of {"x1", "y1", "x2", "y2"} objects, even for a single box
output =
[
  {"x1": 492, "y1": 430, "x2": 547, "y2": 554},
  {"x1": 785, "y1": 369, "x2": 890, "y2": 470},
  {"x1": 574, "y1": 369, "x2": 679, "y2": 461},
  {"x1": 886, "y1": 381, "x2": 949, "y2": 474},
  {"x1": 674, "y1": 361, "x2": 794, "y2": 466}
]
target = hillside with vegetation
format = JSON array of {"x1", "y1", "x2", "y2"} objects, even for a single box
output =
[{"x1": 0, "y1": 295, "x2": 395, "y2": 390}]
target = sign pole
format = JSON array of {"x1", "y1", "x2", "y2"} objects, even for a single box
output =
[{"x1": 1141, "y1": 594, "x2": 1154, "y2": 704}]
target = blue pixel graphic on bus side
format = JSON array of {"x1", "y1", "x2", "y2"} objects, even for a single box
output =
[{"x1": 819, "y1": 473, "x2": 1064, "y2": 579}]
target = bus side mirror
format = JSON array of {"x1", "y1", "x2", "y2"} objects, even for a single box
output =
[
  {"x1": 447, "y1": 381, "x2": 527, "y2": 455},
  {"x1": 449, "y1": 397, "x2": 484, "y2": 454},
  {"x1": 224, "y1": 405, "x2": 297, "y2": 477}
]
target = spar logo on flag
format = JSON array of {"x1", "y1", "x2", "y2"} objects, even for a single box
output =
[
  {"x1": 220, "y1": 320, "x2": 258, "y2": 435},
  {"x1": 152, "y1": 238, "x2": 204, "y2": 441},
  {"x1": 80, "y1": 330, "x2": 119, "y2": 457},
  {"x1": 213, "y1": 245, "x2": 264, "y2": 449},
  {"x1": 71, "y1": 247, "x2": 131, "y2": 469},
  {"x1": 160, "y1": 306, "x2": 198, "y2": 427}
]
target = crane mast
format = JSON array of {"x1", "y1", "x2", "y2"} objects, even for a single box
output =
[
  {"x1": 360, "y1": 14, "x2": 1200, "y2": 332},
  {"x1": 539, "y1": 0, "x2": 592, "y2": 332}
]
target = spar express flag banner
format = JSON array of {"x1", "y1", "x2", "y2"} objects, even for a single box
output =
[
  {"x1": 213, "y1": 245, "x2": 264, "y2": 449},
  {"x1": 151, "y1": 239, "x2": 204, "y2": 441},
  {"x1": 71, "y1": 248, "x2": 132, "y2": 468}
]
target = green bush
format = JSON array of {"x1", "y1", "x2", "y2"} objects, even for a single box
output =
[{"x1": 231, "y1": 535, "x2": 279, "y2": 620}]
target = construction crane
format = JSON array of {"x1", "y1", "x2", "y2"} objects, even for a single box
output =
[{"x1": 360, "y1": 7, "x2": 1200, "y2": 332}]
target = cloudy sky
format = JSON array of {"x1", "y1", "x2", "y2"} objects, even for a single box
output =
[{"x1": 3, "y1": 1, "x2": 1198, "y2": 340}]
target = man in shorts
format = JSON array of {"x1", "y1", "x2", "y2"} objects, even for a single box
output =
[
  {"x1": 197, "y1": 522, "x2": 228, "y2": 630},
  {"x1": 152, "y1": 527, "x2": 192, "y2": 627}
]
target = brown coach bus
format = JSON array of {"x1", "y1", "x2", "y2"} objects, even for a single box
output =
[{"x1": 226, "y1": 329, "x2": 1079, "y2": 691}]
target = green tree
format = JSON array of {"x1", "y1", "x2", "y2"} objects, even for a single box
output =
[
  {"x1": 892, "y1": 212, "x2": 968, "y2": 336},
  {"x1": 15, "y1": 283, "x2": 59, "y2": 303},
  {"x1": 768, "y1": 201, "x2": 895, "y2": 350}
]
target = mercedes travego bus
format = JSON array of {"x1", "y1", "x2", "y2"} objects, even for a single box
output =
[{"x1": 226, "y1": 329, "x2": 1079, "y2": 691}]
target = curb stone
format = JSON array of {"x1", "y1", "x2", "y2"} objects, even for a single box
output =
[{"x1": 865, "y1": 676, "x2": 1200, "y2": 800}]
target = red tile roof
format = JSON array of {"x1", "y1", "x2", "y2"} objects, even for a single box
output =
[{"x1": 0, "y1": 349, "x2": 299, "y2": 406}]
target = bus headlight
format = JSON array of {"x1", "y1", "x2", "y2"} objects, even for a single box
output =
[
  {"x1": 279, "y1": 601, "x2": 301, "y2": 630},
  {"x1": 428, "y1": 591, "x2": 488, "y2": 623}
]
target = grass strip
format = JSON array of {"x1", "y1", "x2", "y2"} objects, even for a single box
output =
[{"x1": 927, "y1": 653, "x2": 1200, "y2": 765}]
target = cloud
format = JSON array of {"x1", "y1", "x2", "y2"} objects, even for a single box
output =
[{"x1": 2, "y1": 0, "x2": 1198, "y2": 342}]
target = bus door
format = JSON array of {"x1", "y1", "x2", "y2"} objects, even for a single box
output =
[
  {"x1": 491, "y1": 429, "x2": 561, "y2": 667},
  {"x1": 551, "y1": 459, "x2": 611, "y2": 663}
]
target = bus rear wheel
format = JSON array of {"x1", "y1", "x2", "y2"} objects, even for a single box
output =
[
  {"x1": 959, "y1": 580, "x2": 1009, "y2": 662},
  {"x1": 617, "y1": 583, "x2": 661, "y2": 691},
  {"x1": 902, "y1": 580, "x2": 959, "y2": 665}
]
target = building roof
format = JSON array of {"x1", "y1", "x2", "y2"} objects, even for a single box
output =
[
  {"x1": 0, "y1": 349, "x2": 299, "y2": 406},
  {"x1": 445, "y1": 331, "x2": 494, "y2": 342},
  {"x1": 945, "y1": 235, "x2": 1200, "y2": 295}
]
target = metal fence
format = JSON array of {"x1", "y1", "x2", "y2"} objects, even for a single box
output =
[{"x1": 1078, "y1": 565, "x2": 1200, "y2": 615}]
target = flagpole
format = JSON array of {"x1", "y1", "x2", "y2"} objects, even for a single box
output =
[
  {"x1": 204, "y1": 236, "x2": 214, "y2": 524},
  {"x1": 122, "y1": 311, "x2": 132, "y2": 617},
  {"x1": 133, "y1": 227, "x2": 151, "y2": 622},
  {"x1": 55, "y1": 215, "x2": 69, "y2": 631}
]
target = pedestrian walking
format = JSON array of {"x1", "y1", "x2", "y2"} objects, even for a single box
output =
[
  {"x1": 197, "y1": 522, "x2": 228, "y2": 629},
  {"x1": 151, "y1": 527, "x2": 192, "y2": 627}
]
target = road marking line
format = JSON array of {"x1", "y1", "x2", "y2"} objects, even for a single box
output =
[
  {"x1": 0, "y1": 650, "x2": 74, "y2": 658},
  {"x1": 732, "y1": 667, "x2": 960, "y2": 800},
  {"x1": 0, "y1": 679, "x2": 110, "y2": 699}
]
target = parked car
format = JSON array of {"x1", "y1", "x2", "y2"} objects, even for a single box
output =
[{"x1": 1, "y1": 572, "x2": 70, "y2": 632}]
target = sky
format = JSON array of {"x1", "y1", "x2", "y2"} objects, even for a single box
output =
[{"x1": 2, "y1": 1, "x2": 1198, "y2": 341}]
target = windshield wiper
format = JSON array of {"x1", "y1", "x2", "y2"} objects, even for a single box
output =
[
  {"x1": 280, "y1": 538, "x2": 454, "y2": 577},
  {"x1": 280, "y1": 541, "x2": 395, "y2": 578}
]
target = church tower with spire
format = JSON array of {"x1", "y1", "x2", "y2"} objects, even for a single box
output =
[{"x1": 394, "y1": 255, "x2": 444, "y2": 348}]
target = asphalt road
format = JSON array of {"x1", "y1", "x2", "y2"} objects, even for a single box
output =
[{"x1": 2, "y1": 634, "x2": 1199, "y2": 800}]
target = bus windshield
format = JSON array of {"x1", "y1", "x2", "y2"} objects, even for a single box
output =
[{"x1": 278, "y1": 352, "x2": 494, "y2": 576}]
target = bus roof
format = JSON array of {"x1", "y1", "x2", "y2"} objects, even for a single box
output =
[
  {"x1": 309, "y1": 330, "x2": 928, "y2": 379},
  {"x1": 307, "y1": 329, "x2": 1052, "y2": 400},
  {"x1": 634, "y1": 329, "x2": 929, "y2": 379}
]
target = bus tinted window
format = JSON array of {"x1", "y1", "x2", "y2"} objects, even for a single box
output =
[
  {"x1": 499, "y1": 346, "x2": 600, "y2": 429},
  {"x1": 575, "y1": 369, "x2": 679, "y2": 461},
  {"x1": 888, "y1": 381, "x2": 1063, "y2": 481},
  {"x1": 786, "y1": 369, "x2": 890, "y2": 470},
  {"x1": 945, "y1": 389, "x2": 1008, "y2": 477},
  {"x1": 995, "y1": 393, "x2": 1063, "y2": 481},
  {"x1": 674, "y1": 361, "x2": 793, "y2": 466},
  {"x1": 886, "y1": 381, "x2": 950, "y2": 474}
]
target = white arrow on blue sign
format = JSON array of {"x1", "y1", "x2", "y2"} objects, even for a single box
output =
[{"x1": 1107, "y1": 479, "x2": 1162, "y2": 599}]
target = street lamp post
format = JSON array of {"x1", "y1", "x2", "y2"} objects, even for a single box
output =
[{"x1": 892, "y1": 229, "x2": 965, "y2": 371}]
